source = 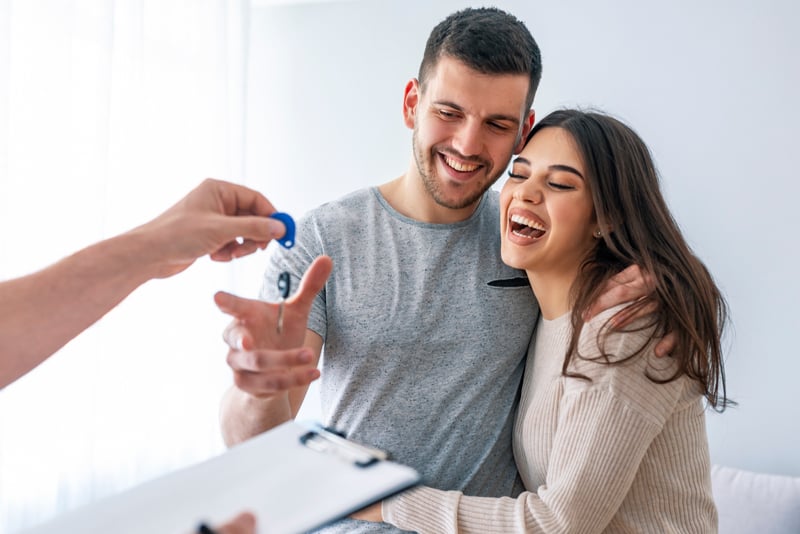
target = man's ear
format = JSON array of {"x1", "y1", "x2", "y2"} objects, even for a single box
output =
[
  {"x1": 513, "y1": 109, "x2": 536, "y2": 154},
  {"x1": 402, "y1": 79, "x2": 420, "y2": 130}
]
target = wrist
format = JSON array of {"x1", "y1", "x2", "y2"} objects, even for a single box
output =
[{"x1": 110, "y1": 228, "x2": 167, "y2": 282}]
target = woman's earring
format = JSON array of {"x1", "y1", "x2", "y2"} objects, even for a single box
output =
[{"x1": 594, "y1": 229, "x2": 602, "y2": 239}]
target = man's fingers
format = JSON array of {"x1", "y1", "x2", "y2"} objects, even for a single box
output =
[
  {"x1": 232, "y1": 366, "x2": 320, "y2": 397},
  {"x1": 227, "y1": 347, "x2": 313, "y2": 373},
  {"x1": 654, "y1": 331, "x2": 677, "y2": 358},
  {"x1": 611, "y1": 299, "x2": 658, "y2": 328},
  {"x1": 610, "y1": 264, "x2": 639, "y2": 284},
  {"x1": 608, "y1": 264, "x2": 655, "y2": 294},
  {"x1": 585, "y1": 264, "x2": 655, "y2": 320},
  {"x1": 584, "y1": 285, "x2": 634, "y2": 320},
  {"x1": 291, "y1": 255, "x2": 333, "y2": 310},
  {"x1": 214, "y1": 291, "x2": 264, "y2": 319},
  {"x1": 222, "y1": 321, "x2": 252, "y2": 351}
]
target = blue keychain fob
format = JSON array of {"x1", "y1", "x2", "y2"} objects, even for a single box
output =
[{"x1": 269, "y1": 212, "x2": 296, "y2": 249}]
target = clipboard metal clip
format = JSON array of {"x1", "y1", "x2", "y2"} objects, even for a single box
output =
[{"x1": 300, "y1": 425, "x2": 388, "y2": 468}]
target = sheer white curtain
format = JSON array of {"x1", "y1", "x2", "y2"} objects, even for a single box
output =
[{"x1": 0, "y1": 1, "x2": 253, "y2": 531}]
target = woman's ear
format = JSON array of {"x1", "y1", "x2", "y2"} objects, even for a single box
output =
[
  {"x1": 592, "y1": 213, "x2": 616, "y2": 239},
  {"x1": 402, "y1": 79, "x2": 420, "y2": 130},
  {"x1": 596, "y1": 223, "x2": 617, "y2": 238}
]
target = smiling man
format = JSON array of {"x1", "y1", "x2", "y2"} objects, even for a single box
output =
[{"x1": 219, "y1": 8, "x2": 542, "y2": 534}]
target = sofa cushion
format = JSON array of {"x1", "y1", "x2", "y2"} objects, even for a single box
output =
[{"x1": 712, "y1": 464, "x2": 800, "y2": 534}]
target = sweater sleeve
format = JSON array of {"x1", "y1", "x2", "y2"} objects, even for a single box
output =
[{"x1": 383, "y1": 317, "x2": 689, "y2": 533}]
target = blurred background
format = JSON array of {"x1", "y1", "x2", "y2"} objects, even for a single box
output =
[{"x1": 1, "y1": 0, "x2": 798, "y2": 531}]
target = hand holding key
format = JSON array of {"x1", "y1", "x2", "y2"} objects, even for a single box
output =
[{"x1": 214, "y1": 255, "x2": 333, "y2": 398}]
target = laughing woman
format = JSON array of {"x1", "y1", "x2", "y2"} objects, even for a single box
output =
[{"x1": 370, "y1": 109, "x2": 731, "y2": 532}]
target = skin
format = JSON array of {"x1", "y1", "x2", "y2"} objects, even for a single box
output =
[
  {"x1": 500, "y1": 126, "x2": 597, "y2": 319},
  {"x1": 0, "y1": 178, "x2": 320, "y2": 389},
  {"x1": 356, "y1": 124, "x2": 687, "y2": 527},
  {"x1": 382, "y1": 55, "x2": 534, "y2": 224},
  {"x1": 221, "y1": 56, "x2": 676, "y2": 524},
  {"x1": 214, "y1": 511, "x2": 257, "y2": 534},
  {"x1": 216, "y1": 255, "x2": 332, "y2": 446},
  {"x1": 218, "y1": 56, "x2": 536, "y2": 445},
  {"x1": 0, "y1": 178, "x2": 324, "y2": 530}
]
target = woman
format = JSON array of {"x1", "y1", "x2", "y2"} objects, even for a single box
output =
[{"x1": 365, "y1": 109, "x2": 731, "y2": 532}]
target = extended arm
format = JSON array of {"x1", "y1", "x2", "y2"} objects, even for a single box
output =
[
  {"x1": 383, "y1": 393, "x2": 665, "y2": 533},
  {"x1": 0, "y1": 178, "x2": 286, "y2": 388}
]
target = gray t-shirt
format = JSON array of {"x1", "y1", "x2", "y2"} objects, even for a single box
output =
[{"x1": 261, "y1": 187, "x2": 539, "y2": 533}]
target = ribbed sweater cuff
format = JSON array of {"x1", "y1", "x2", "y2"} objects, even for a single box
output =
[{"x1": 383, "y1": 486, "x2": 460, "y2": 534}]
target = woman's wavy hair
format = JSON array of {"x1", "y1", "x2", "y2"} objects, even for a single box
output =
[{"x1": 528, "y1": 109, "x2": 731, "y2": 411}]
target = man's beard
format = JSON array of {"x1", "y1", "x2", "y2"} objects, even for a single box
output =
[{"x1": 412, "y1": 127, "x2": 498, "y2": 210}]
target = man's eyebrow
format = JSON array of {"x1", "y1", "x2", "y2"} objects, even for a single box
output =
[
  {"x1": 434, "y1": 100, "x2": 521, "y2": 125},
  {"x1": 511, "y1": 158, "x2": 585, "y2": 180}
]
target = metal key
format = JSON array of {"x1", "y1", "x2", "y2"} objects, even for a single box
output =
[{"x1": 276, "y1": 271, "x2": 291, "y2": 334}]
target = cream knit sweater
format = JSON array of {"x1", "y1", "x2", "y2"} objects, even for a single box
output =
[{"x1": 383, "y1": 310, "x2": 717, "y2": 533}]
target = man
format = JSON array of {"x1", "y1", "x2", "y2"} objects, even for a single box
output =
[
  {"x1": 1, "y1": 178, "x2": 333, "y2": 533},
  {"x1": 219, "y1": 10, "x2": 539, "y2": 534},
  {"x1": 218, "y1": 8, "x2": 659, "y2": 533}
]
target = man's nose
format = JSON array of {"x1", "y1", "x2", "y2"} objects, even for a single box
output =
[{"x1": 451, "y1": 120, "x2": 483, "y2": 157}]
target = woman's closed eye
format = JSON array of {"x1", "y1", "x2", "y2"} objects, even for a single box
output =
[
  {"x1": 548, "y1": 181, "x2": 575, "y2": 191},
  {"x1": 507, "y1": 170, "x2": 528, "y2": 180}
]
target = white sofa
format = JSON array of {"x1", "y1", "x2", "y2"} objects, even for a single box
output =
[{"x1": 711, "y1": 464, "x2": 800, "y2": 533}]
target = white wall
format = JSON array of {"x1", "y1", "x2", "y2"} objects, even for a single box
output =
[{"x1": 246, "y1": 0, "x2": 800, "y2": 476}]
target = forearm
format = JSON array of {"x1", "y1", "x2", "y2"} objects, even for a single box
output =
[
  {"x1": 385, "y1": 391, "x2": 666, "y2": 533},
  {"x1": 0, "y1": 232, "x2": 161, "y2": 388},
  {"x1": 385, "y1": 486, "x2": 532, "y2": 534},
  {"x1": 219, "y1": 386, "x2": 295, "y2": 446}
]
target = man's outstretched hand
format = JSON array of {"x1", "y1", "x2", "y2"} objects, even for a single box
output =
[{"x1": 215, "y1": 255, "x2": 333, "y2": 398}]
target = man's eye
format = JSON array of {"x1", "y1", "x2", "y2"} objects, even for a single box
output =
[
  {"x1": 507, "y1": 170, "x2": 527, "y2": 180},
  {"x1": 439, "y1": 110, "x2": 456, "y2": 118},
  {"x1": 489, "y1": 122, "x2": 510, "y2": 131}
]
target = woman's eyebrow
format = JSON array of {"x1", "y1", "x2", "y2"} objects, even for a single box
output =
[
  {"x1": 550, "y1": 164, "x2": 584, "y2": 180},
  {"x1": 513, "y1": 158, "x2": 584, "y2": 180}
]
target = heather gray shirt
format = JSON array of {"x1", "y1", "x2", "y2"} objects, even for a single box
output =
[{"x1": 261, "y1": 187, "x2": 538, "y2": 533}]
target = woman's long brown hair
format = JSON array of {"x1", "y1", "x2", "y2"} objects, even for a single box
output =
[{"x1": 529, "y1": 109, "x2": 731, "y2": 411}]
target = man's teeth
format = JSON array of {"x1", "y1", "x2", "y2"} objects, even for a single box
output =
[
  {"x1": 444, "y1": 156, "x2": 479, "y2": 172},
  {"x1": 511, "y1": 214, "x2": 545, "y2": 232}
]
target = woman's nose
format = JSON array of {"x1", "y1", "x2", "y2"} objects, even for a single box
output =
[{"x1": 513, "y1": 184, "x2": 543, "y2": 205}]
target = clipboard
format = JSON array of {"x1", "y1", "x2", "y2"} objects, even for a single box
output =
[{"x1": 20, "y1": 420, "x2": 421, "y2": 534}]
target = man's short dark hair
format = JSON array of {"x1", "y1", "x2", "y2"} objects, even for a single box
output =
[{"x1": 419, "y1": 7, "x2": 542, "y2": 111}]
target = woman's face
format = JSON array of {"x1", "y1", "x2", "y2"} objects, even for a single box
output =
[{"x1": 500, "y1": 126, "x2": 598, "y2": 277}]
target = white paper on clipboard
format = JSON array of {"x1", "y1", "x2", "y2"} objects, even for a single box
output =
[{"x1": 20, "y1": 420, "x2": 421, "y2": 534}]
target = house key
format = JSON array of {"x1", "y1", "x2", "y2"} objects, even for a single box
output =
[{"x1": 276, "y1": 271, "x2": 291, "y2": 334}]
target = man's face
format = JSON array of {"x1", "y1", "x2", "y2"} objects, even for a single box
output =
[{"x1": 404, "y1": 56, "x2": 533, "y2": 211}]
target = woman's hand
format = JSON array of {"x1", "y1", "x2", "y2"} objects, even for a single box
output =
[{"x1": 350, "y1": 501, "x2": 383, "y2": 522}]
